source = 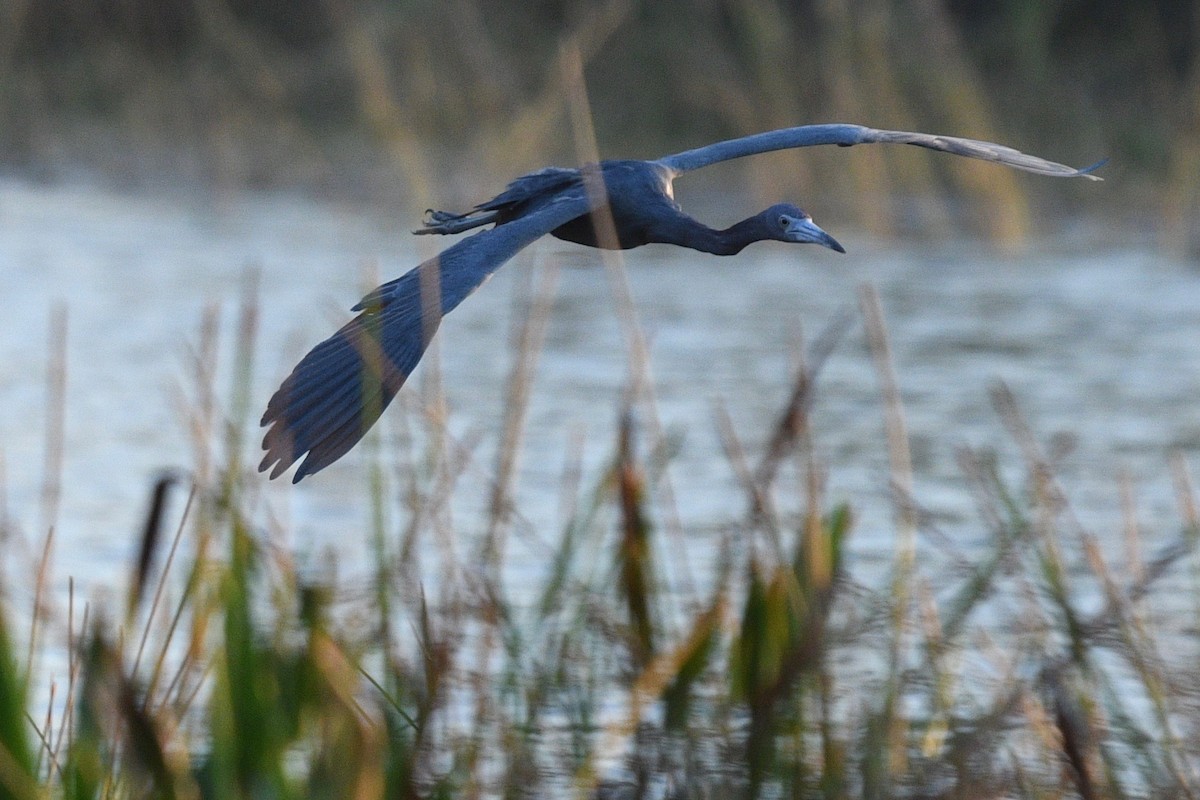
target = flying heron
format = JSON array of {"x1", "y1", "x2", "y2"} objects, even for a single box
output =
[{"x1": 260, "y1": 123, "x2": 1103, "y2": 482}]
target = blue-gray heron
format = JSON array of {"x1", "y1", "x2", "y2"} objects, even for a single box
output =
[{"x1": 261, "y1": 123, "x2": 1102, "y2": 481}]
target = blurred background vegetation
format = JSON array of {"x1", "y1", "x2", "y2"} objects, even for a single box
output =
[{"x1": 0, "y1": 0, "x2": 1196, "y2": 244}]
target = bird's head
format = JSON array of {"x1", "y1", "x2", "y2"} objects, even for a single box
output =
[{"x1": 763, "y1": 203, "x2": 845, "y2": 253}]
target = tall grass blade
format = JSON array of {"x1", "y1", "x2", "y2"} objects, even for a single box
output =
[
  {"x1": 0, "y1": 614, "x2": 36, "y2": 800},
  {"x1": 616, "y1": 412, "x2": 655, "y2": 666},
  {"x1": 128, "y1": 473, "x2": 177, "y2": 622},
  {"x1": 661, "y1": 600, "x2": 721, "y2": 733}
]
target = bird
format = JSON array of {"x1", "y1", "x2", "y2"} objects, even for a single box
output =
[{"x1": 260, "y1": 123, "x2": 1103, "y2": 482}]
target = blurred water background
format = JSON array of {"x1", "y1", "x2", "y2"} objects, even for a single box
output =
[{"x1": 3, "y1": 176, "x2": 1198, "y2": 609}]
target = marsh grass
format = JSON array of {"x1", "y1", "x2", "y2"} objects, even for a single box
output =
[{"x1": 3, "y1": 275, "x2": 1200, "y2": 800}]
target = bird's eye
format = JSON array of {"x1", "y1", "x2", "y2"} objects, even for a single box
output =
[{"x1": 779, "y1": 216, "x2": 788, "y2": 228}]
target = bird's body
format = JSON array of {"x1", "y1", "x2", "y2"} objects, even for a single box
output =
[
  {"x1": 260, "y1": 123, "x2": 1102, "y2": 482},
  {"x1": 547, "y1": 161, "x2": 677, "y2": 250},
  {"x1": 428, "y1": 161, "x2": 678, "y2": 249},
  {"x1": 422, "y1": 159, "x2": 799, "y2": 253}
]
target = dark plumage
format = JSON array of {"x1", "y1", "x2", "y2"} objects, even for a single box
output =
[{"x1": 261, "y1": 123, "x2": 1103, "y2": 482}]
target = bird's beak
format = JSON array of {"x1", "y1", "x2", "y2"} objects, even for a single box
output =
[{"x1": 790, "y1": 217, "x2": 846, "y2": 254}]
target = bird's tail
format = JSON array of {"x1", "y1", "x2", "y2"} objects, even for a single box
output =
[{"x1": 414, "y1": 208, "x2": 499, "y2": 235}]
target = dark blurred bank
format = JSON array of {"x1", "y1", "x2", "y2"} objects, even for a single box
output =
[{"x1": 0, "y1": 0, "x2": 1196, "y2": 247}]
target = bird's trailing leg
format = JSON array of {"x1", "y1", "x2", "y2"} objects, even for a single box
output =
[{"x1": 415, "y1": 208, "x2": 500, "y2": 236}]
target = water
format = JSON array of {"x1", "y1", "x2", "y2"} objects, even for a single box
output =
[{"x1": 2, "y1": 175, "x2": 1199, "y2": 622}]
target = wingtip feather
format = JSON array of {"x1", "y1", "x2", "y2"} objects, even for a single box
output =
[{"x1": 1076, "y1": 157, "x2": 1109, "y2": 180}]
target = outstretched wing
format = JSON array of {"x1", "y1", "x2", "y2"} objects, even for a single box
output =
[
  {"x1": 261, "y1": 191, "x2": 592, "y2": 482},
  {"x1": 654, "y1": 123, "x2": 1105, "y2": 179}
]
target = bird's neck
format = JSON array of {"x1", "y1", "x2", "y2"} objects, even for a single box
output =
[{"x1": 677, "y1": 217, "x2": 763, "y2": 256}]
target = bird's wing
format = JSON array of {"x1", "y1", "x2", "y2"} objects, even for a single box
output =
[
  {"x1": 260, "y1": 190, "x2": 592, "y2": 482},
  {"x1": 654, "y1": 123, "x2": 1105, "y2": 179}
]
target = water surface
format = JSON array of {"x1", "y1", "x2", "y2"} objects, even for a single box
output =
[{"x1": 2, "y1": 177, "x2": 1197, "y2": 617}]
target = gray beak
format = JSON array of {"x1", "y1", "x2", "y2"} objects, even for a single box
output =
[{"x1": 790, "y1": 217, "x2": 846, "y2": 254}]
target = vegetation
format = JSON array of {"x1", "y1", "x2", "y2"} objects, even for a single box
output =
[{"x1": 4, "y1": 283, "x2": 1200, "y2": 799}]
